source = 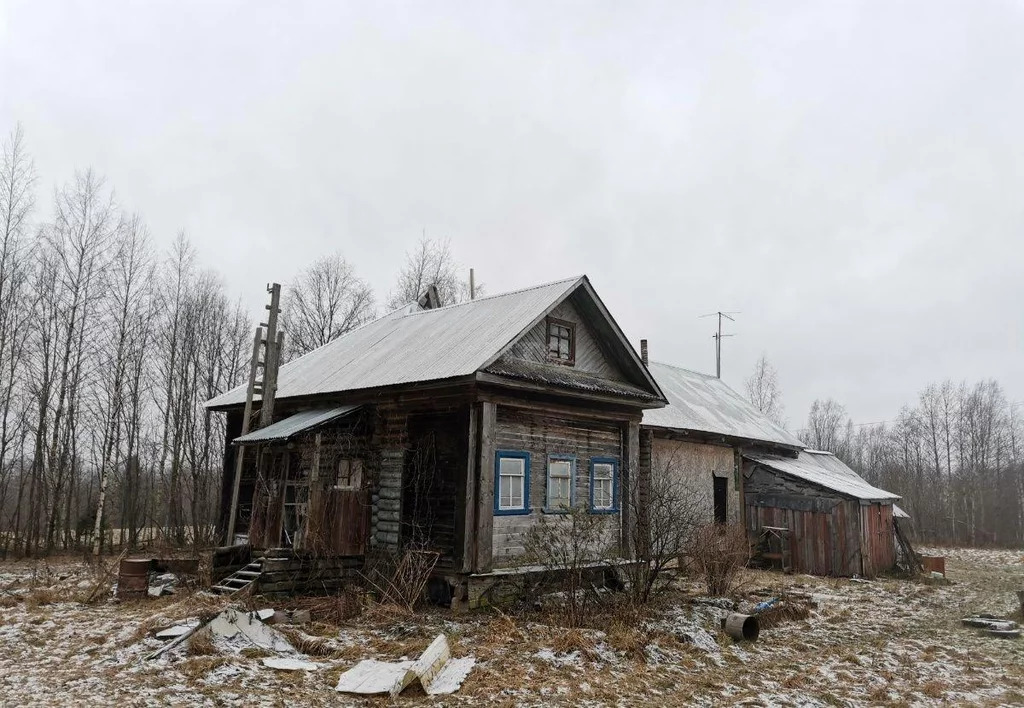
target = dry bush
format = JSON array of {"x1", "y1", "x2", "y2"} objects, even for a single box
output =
[
  {"x1": 0, "y1": 594, "x2": 20, "y2": 608},
  {"x1": 688, "y1": 523, "x2": 750, "y2": 597},
  {"x1": 187, "y1": 628, "x2": 217, "y2": 656},
  {"x1": 520, "y1": 506, "x2": 614, "y2": 628},
  {"x1": 361, "y1": 547, "x2": 439, "y2": 613}
]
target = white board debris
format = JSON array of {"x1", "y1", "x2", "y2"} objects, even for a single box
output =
[
  {"x1": 155, "y1": 623, "x2": 196, "y2": 640},
  {"x1": 262, "y1": 657, "x2": 318, "y2": 671},
  {"x1": 335, "y1": 634, "x2": 475, "y2": 697},
  {"x1": 208, "y1": 608, "x2": 295, "y2": 653}
]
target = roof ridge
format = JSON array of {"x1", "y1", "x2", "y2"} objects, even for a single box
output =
[{"x1": 399, "y1": 275, "x2": 584, "y2": 317}]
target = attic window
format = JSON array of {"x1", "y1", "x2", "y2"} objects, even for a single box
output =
[{"x1": 546, "y1": 317, "x2": 575, "y2": 365}]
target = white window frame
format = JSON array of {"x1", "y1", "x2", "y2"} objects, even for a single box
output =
[
  {"x1": 495, "y1": 451, "x2": 530, "y2": 515},
  {"x1": 546, "y1": 455, "x2": 575, "y2": 511},
  {"x1": 589, "y1": 458, "x2": 618, "y2": 512}
]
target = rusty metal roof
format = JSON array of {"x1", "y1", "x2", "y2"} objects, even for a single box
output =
[
  {"x1": 642, "y1": 362, "x2": 805, "y2": 449},
  {"x1": 233, "y1": 405, "x2": 360, "y2": 444},
  {"x1": 745, "y1": 449, "x2": 900, "y2": 501}
]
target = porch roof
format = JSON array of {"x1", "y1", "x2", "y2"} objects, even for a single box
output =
[{"x1": 233, "y1": 405, "x2": 361, "y2": 445}]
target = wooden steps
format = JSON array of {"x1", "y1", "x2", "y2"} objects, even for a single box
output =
[{"x1": 211, "y1": 559, "x2": 264, "y2": 595}]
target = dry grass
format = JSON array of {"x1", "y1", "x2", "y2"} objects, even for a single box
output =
[
  {"x1": 757, "y1": 599, "x2": 812, "y2": 629},
  {"x1": 23, "y1": 588, "x2": 59, "y2": 609},
  {"x1": 186, "y1": 627, "x2": 217, "y2": 656}
]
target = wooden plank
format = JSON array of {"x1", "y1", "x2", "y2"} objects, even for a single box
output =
[
  {"x1": 459, "y1": 404, "x2": 479, "y2": 573},
  {"x1": 475, "y1": 401, "x2": 496, "y2": 572},
  {"x1": 622, "y1": 420, "x2": 639, "y2": 556}
]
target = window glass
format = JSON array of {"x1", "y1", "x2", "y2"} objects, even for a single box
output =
[
  {"x1": 498, "y1": 456, "x2": 526, "y2": 510},
  {"x1": 547, "y1": 458, "x2": 573, "y2": 509},
  {"x1": 592, "y1": 462, "x2": 615, "y2": 510},
  {"x1": 547, "y1": 320, "x2": 574, "y2": 362}
]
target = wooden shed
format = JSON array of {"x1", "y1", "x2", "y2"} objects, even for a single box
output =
[{"x1": 742, "y1": 450, "x2": 899, "y2": 577}]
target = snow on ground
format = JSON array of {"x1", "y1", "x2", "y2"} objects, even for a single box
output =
[{"x1": 1, "y1": 548, "x2": 1023, "y2": 706}]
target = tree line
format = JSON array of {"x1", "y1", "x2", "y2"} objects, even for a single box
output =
[
  {"x1": 0, "y1": 125, "x2": 476, "y2": 557},
  {"x1": 746, "y1": 355, "x2": 1023, "y2": 546}
]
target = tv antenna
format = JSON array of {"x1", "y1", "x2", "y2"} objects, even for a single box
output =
[{"x1": 699, "y1": 311, "x2": 740, "y2": 378}]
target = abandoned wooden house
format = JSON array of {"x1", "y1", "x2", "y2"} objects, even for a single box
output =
[
  {"x1": 206, "y1": 276, "x2": 667, "y2": 602},
  {"x1": 638, "y1": 360, "x2": 902, "y2": 578}
]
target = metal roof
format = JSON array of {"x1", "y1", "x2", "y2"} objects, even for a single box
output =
[
  {"x1": 893, "y1": 504, "x2": 910, "y2": 519},
  {"x1": 641, "y1": 362, "x2": 805, "y2": 449},
  {"x1": 486, "y1": 356, "x2": 660, "y2": 400},
  {"x1": 745, "y1": 449, "x2": 900, "y2": 501},
  {"x1": 233, "y1": 405, "x2": 361, "y2": 444},
  {"x1": 208, "y1": 277, "x2": 582, "y2": 408}
]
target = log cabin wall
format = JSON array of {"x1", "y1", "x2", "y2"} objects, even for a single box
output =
[
  {"x1": 743, "y1": 464, "x2": 866, "y2": 576},
  {"x1": 489, "y1": 405, "x2": 625, "y2": 569},
  {"x1": 647, "y1": 435, "x2": 739, "y2": 525}
]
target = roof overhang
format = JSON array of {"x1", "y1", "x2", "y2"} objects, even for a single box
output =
[{"x1": 233, "y1": 405, "x2": 361, "y2": 445}]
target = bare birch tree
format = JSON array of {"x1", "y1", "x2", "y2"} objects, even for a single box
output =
[
  {"x1": 744, "y1": 353, "x2": 785, "y2": 425},
  {"x1": 385, "y1": 236, "x2": 479, "y2": 309},
  {"x1": 282, "y1": 253, "x2": 374, "y2": 360}
]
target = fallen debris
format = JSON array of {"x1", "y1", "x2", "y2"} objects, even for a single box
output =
[
  {"x1": 262, "y1": 656, "x2": 318, "y2": 671},
  {"x1": 335, "y1": 633, "x2": 475, "y2": 697},
  {"x1": 962, "y1": 615, "x2": 1021, "y2": 639},
  {"x1": 155, "y1": 623, "x2": 198, "y2": 640},
  {"x1": 209, "y1": 608, "x2": 295, "y2": 653}
]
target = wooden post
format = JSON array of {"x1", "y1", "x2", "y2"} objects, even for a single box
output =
[
  {"x1": 259, "y1": 285, "x2": 283, "y2": 429},
  {"x1": 225, "y1": 326, "x2": 264, "y2": 544},
  {"x1": 457, "y1": 405, "x2": 479, "y2": 573},
  {"x1": 475, "y1": 401, "x2": 496, "y2": 572},
  {"x1": 622, "y1": 420, "x2": 640, "y2": 557}
]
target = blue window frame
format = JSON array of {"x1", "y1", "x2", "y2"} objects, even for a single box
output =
[
  {"x1": 545, "y1": 454, "x2": 576, "y2": 512},
  {"x1": 589, "y1": 457, "x2": 619, "y2": 513},
  {"x1": 495, "y1": 450, "x2": 531, "y2": 515}
]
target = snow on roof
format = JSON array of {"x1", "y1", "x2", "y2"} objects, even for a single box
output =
[
  {"x1": 233, "y1": 405, "x2": 361, "y2": 444},
  {"x1": 746, "y1": 449, "x2": 901, "y2": 501},
  {"x1": 893, "y1": 504, "x2": 910, "y2": 519},
  {"x1": 641, "y1": 362, "x2": 804, "y2": 449}
]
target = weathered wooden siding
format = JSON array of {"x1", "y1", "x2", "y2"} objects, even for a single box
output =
[
  {"x1": 506, "y1": 298, "x2": 627, "y2": 381},
  {"x1": 743, "y1": 464, "x2": 864, "y2": 576},
  {"x1": 490, "y1": 406, "x2": 623, "y2": 568},
  {"x1": 861, "y1": 502, "x2": 895, "y2": 577},
  {"x1": 650, "y1": 436, "x2": 738, "y2": 524}
]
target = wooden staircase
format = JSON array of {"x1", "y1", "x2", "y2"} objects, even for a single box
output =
[{"x1": 211, "y1": 559, "x2": 264, "y2": 595}]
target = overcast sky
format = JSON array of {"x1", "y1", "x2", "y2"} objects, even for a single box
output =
[{"x1": 1, "y1": 1, "x2": 1021, "y2": 427}]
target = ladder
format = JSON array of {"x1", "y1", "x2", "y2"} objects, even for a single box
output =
[
  {"x1": 224, "y1": 283, "x2": 285, "y2": 544},
  {"x1": 211, "y1": 559, "x2": 264, "y2": 595}
]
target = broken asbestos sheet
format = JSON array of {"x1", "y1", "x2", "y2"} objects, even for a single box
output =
[{"x1": 335, "y1": 634, "x2": 475, "y2": 697}]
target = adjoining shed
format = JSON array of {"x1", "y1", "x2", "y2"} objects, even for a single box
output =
[{"x1": 742, "y1": 450, "x2": 900, "y2": 577}]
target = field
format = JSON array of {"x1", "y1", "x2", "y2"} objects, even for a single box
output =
[{"x1": 1, "y1": 547, "x2": 1023, "y2": 707}]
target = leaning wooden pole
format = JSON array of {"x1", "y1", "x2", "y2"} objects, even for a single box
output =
[{"x1": 225, "y1": 326, "x2": 264, "y2": 545}]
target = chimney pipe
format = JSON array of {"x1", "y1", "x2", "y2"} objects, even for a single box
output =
[
  {"x1": 469, "y1": 268, "x2": 475, "y2": 300},
  {"x1": 640, "y1": 339, "x2": 648, "y2": 366}
]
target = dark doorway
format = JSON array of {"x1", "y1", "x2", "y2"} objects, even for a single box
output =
[
  {"x1": 713, "y1": 475, "x2": 728, "y2": 524},
  {"x1": 402, "y1": 410, "x2": 467, "y2": 570}
]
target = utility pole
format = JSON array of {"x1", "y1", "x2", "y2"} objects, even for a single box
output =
[
  {"x1": 225, "y1": 283, "x2": 283, "y2": 544},
  {"x1": 699, "y1": 311, "x2": 739, "y2": 378}
]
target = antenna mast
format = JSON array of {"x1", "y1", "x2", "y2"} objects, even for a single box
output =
[{"x1": 699, "y1": 311, "x2": 739, "y2": 378}]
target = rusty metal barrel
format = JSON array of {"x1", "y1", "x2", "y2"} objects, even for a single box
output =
[
  {"x1": 118, "y1": 558, "x2": 151, "y2": 599},
  {"x1": 723, "y1": 613, "x2": 759, "y2": 642}
]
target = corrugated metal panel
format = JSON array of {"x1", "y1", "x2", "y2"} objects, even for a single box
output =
[
  {"x1": 233, "y1": 405, "x2": 360, "y2": 444},
  {"x1": 746, "y1": 449, "x2": 900, "y2": 501},
  {"x1": 642, "y1": 362, "x2": 805, "y2": 449},
  {"x1": 486, "y1": 357, "x2": 659, "y2": 400},
  {"x1": 207, "y1": 278, "x2": 583, "y2": 409}
]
